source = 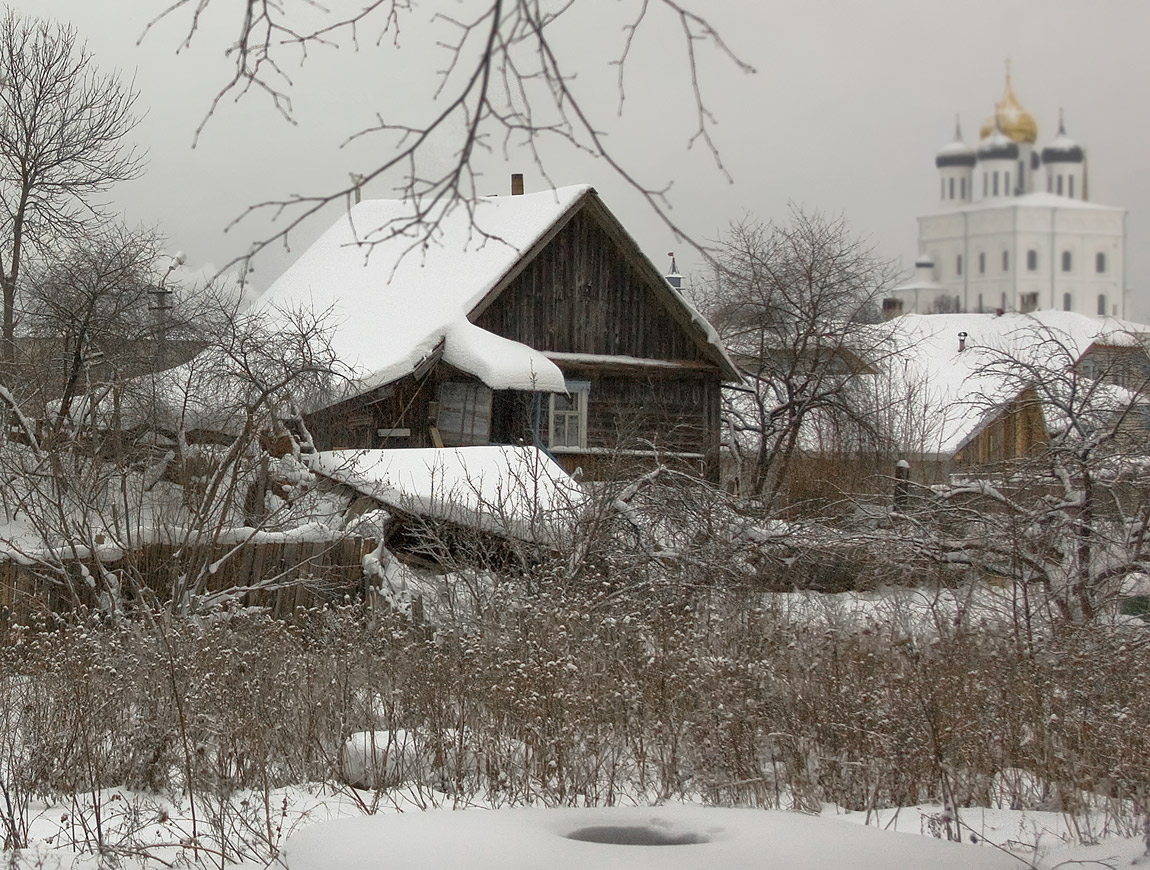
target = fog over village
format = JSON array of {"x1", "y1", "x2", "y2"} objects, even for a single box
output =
[{"x1": 0, "y1": 3, "x2": 1149, "y2": 870}]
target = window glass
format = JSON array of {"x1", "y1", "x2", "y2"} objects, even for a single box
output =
[
  {"x1": 1027, "y1": 250, "x2": 1038, "y2": 271},
  {"x1": 979, "y1": 252, "x2": 985, "y2": 274},
  {"x1": 549, "y1": 380, "x2": 590, "y2": 450},
  {"x1": 1096, "y1": 252, "x2": 1107, "y2": 273},
  {"x1": 1097, "y1": 294, "x2": 1107, "y2": 316},
  {"x1": 1062, "y1": 251, "x2": 1072, "y2": 272},
  {"x1": 1063, "y1": 292, "x2": 1072, "y2": 312}
]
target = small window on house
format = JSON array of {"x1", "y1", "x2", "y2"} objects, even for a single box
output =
[
  {"x1": 1069, "y1": 176, "x2": 1075, "y2": 198},
  {"x1": 956, "y1": 254, "x2": 963, "y2": 276},
  {"x1": 436, "y1": 382, "x2": 493, "y2": 447},
  {"x1": 1027, "y1": 249, "x2": 1038, "y2": 271},
  {"x1": 549, "y1": 380, "x2": 590, "y2": 450},
  {"x1": 1096, "y1": 252, "x2": 1107, "y2": 273},
  {"x1": 1062, "y1": 251, "x2": 1073, "y2": 272},
  {"x1": 1063, "y1": 292, "x2": 1072, "y2": 312},
  {"x1": 948, "y1": 177, "x2": 954, "y2": 200},
  {"x1": 993, "y1": 171, "x2": 999, "y2": 196},
  {"x1": 1057, "y1": 175, "x2": 1064, "y2": 196},
  {"x1": 978, "y1": 252, "x2": 986, "y2": 274},
  {"x1": 1098, "y1": 294, "x2": 1108, "y2": 316},
  {"x1": 1002, "y1": 251, "x2": 1009, "y2": 272}
]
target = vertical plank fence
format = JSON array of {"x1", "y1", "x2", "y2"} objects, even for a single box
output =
[{"x1": 0, "y1": 535, "x2": 380, "y2": 625}]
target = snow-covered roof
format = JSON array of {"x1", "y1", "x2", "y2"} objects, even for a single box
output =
[
  {"x1": 257, "y1": 186, "x2": 738, "y2": 400},
  {"x1": 310, "y1": 446, "x2": 582, "y2": 542},
  {"x1": 257, "y1": 189, "x2": 601, "y2": 396},
  {"x1": 928, "y1": 191, "x2": 1123, "y2": 214},
  {"x1": 886, "y1": 310, "x2": 1150, "y2": 456}
]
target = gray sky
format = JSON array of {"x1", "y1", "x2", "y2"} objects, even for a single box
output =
[{"x1": 8, "y1": 0, "x2": 1150, "y2": 316}]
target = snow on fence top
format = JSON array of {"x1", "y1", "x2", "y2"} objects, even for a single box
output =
[
  {"x1": 310, "y1": 446, "x2": 582, "y2": 542},
  {"x1": 256, "y1": 188, "x2": 599, "y2": 396}
]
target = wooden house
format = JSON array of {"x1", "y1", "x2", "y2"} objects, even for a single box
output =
[
  {"x1": 884, "y1": 311, "x2": 1150, "y2": 478},
  {"x1": 259, "y1": 183, "x2": 739, "y2": 480}
]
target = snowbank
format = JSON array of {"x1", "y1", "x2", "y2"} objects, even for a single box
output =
[{"x1": 282, "y1": 804, "x2": 1020, "y2": 870}]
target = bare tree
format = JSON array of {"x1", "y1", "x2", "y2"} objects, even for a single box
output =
[
  {"x1": 20, "y1": 224, "x2": 176, "y2": 435},
  {"x1": 0, "y1": 9, "x2": 142, "y2": 366},
  {"x1": 697, "y1": 208, "x2": 901, "y2": 504},
  {"x1": 149, "y1": 1, "x2": 752, "y2": 263}
]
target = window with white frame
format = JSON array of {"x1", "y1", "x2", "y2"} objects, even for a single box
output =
[{"x1": 549, "y1": 380, "x2": 590, "y2": 450}]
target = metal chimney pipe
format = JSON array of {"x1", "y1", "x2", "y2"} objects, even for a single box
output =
[
  {"x1": 958, "y1": 331, "x2": 968, "y2": 352},
  {"x1": 511, "y1": 173, "x2": 524, "y2": 195}
]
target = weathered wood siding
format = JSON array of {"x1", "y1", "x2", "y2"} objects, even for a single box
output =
[
  {"x1": 473, "y1": 207, "x2": 708, "y2": 363},
  {"x1": 0, "y1": 537, "x2": 378, "y2": 625}
]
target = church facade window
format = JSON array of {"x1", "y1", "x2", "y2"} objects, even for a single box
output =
[
  {"x1": 1026, "y1": 249, "x2": 1038, "y2": 271},
  {"x1": 1096, "y1": 252, "x2": 1106, "y2": 273},
  {"x1": 1002, "y1": 251, "x2": 1009, "y2": 271},
  {"x1": 979, "y1": 252, "x2": 986, "y2": 274},
  {"x1": 1063, "y1": 292, "x2": 1072, "y2": 312},
  {"x1": 1097, "y1": 294, "x2": 1108, "y2": 316},
  {"x1": 1062, "y1": 251, "x2": 1072, "y2": 272}
]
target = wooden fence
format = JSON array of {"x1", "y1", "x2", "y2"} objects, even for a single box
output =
[{"x1": 0, "y1": 535, "x2": 380, "y2": 623}]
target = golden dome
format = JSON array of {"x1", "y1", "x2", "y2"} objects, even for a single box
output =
[{"x1": 979, "y1": 67, "x2": 1038, "y2": 144}]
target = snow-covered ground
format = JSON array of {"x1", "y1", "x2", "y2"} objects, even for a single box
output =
[{"x1": 6, "y1": 787, "x2": 1146, "y2": 870}]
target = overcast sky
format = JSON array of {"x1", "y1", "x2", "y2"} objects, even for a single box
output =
[{"x1": 7, "y1": 0, "x2": 1150, "y2": 317}]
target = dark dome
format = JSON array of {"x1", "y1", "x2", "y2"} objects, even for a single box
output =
[
  {"x1": 1041, "y1": 126, "x2": 1084, "y2": 164},
  {"x1": 978, "y1": 128, "x2": 1020, "y2": 161}
]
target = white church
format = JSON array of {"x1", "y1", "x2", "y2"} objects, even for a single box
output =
[{"x1": 890, "y1": 72, "x2": 1127, "y2": 319}]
